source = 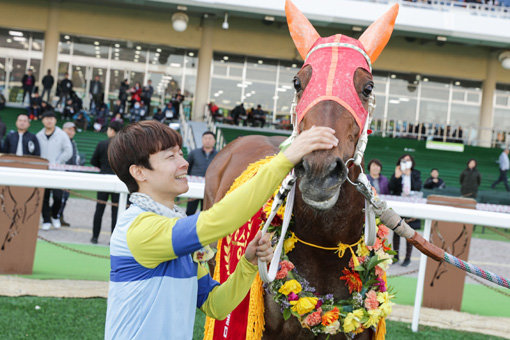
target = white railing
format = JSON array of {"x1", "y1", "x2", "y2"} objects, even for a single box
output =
[{"x1": 0, "y1": 165, "x2": 508, "y2": 331}]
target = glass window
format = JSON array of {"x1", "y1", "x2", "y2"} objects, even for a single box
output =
[
  {"x1": 494, "y1": 108, "x2": 510, "y2": 131},
  {"x1": 28, "y1": 59, "x2": 41, "y2": 84},
  {"x1": 419, "y1": 100, "x2": 448, "y2": 125},
  {"x1": 0, "y1": 29, "x2": 29, "y2": 50},
  {"x1": 210, "y1": 78, "x2": 242, "y2": 112},
  {"x1": 450, "y1": 104, "x2": 480, "y2": 128},
  {"x1": 71, "y1": 65, "x2": 87, "y2": 99},
  {"x1": 10, "y1": 59, "x2": 27, "y2": 83},
  {"x1": 108, "y1": 69, "x2": 124, "y2": 101},
  {"x1": 389, "y1": 78, "x2": 418, "y2": 98},
  {"x1": 496, "y1": 95, "x2": 508, "y2": 107},
  {"x1": 373, "y1": 75, "x2": 387, "y2": 95},
  {"x1": 58, "y1": 62, "x2": 70, "y2": 81},
  {"x1": 276, "y1": 63, "x2": 300, "y2": 116},
  {"x1": 387, "y1": 96, "x2": 417, "y2": 122},
  {"x1": 421, "y1": 82, "x2": 450, "y2": 101}
]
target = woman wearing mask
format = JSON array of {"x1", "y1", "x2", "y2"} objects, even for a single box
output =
[
  {"x1": 389, "y1": 154, "x2": 422, "y2": 266},
  {"x1": 366, "y1": 159, "x2": 389, "y2": 195},
  {"x1": 460, "y1": 159, "x2": 481, "y2": 198}
]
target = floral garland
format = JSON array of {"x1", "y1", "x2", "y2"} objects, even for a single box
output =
[{"x1": 262, "y1": 199, "x2": 396, "y2": 337}]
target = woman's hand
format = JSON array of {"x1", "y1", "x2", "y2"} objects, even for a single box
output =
[
  {"x1": 394, "y1": 165, "x2": 402, "y2": 178},
  {"x1": 283, "y1": 126, "x2": 338, "y2": 165},
  {"x1": 245, "y1": 231, "x2": 273, "y2": 266}
]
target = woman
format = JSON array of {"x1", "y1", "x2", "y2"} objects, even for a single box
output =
[
  {"x1": 366, "y1": 159, "x2": 389, "y2": 195},
  {"x1": 460, "y1": 159, "x2": 481, "y2": 198},
  {"x1": 388, "y1": 154, "x2": 422, "y2": 266}
]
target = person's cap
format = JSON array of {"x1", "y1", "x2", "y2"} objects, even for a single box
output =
[
  {"x1": 63, "y1": 122, "x2": 76, "y2": 130},
  {"x1": 41, "y1": 111, "x2": 56, "y2": 119}
]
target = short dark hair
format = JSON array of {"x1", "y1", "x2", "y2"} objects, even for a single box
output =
[
  {"x1": 108, "y1": 120, "x2": 124, "y2": 133},
  {"x1": 108, "y1": 121, "x2": 183, "y2": 193},
  {"x1": 17, "y1": 112, "x2": 29, "y2": 119},
  {"x1": 367, "y1": 159, "x2": 383, "y2": 171},
  {"x1": 202, "y1": 131, "x2": 215, "y2": 138},
  {"x1": 396, "y1": 154, "x2": 416, "y2": 169},
  {"x1": 431, "y1": 168, "x2": 439, "y2": 172}
]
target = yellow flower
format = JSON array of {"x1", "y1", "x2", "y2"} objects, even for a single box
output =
[
  {"x1": 363, "y1": 309, "x2": 381, "y2": 328},
  {"x1": 377, "y1": 291, "x2": 390, "y2": 305},
  {"x1": 290, "y1": 297, "x2": 318, "y2": 315},
  {"x1": 284, "y1": 233, "x2": 298, "y2": 254},
  {"x1": 356, "y1": 240, "x2": 370, "y2": 257},
  {"x1": 324, "y1": 320, "x2": 341, "y2": 335},
  {"x1": 278, "y1": 279, "x2": 302, "y2": 296},
  {"x1": 379, "y1": 302, "x2": 393, "y2": 317},
  {"x1": 343, "y1": 308, "x2": 364, "y2": 333},
  {"x1": 375, "y1": 248, "x2": 392, "y2": 271}
]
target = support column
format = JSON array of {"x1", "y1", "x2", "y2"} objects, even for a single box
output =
[
  {"x1": 192, "y1": 15, "x2": 214, "y2": 121},
  {"x1": 478, "y1": 54, "x2": 498, "y2": 148},
  {"x1": 41, "y1": 1, "x2": 60, "y2": 99}
]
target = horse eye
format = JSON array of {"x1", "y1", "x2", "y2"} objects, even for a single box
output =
[
  {"x1": 293, "y1": 77, "x2": 302, "y2": 92},
  {"x1": 362, "y1": 83, "x2": 374, "y2": 97}
]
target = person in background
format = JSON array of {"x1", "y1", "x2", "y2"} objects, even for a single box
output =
[
  {"x1": 423, "y1": 168, "x2": 446, "y2": 189},
  {"x1": 89, "y1": 75, "x2": 103, "y2": 112},
  {"x1": 21, "y1": 69, "x2": 36, "y2": 105},
  {"x1": 129, "y1": 101, "x2": 146, "y2": 123},
  {"x1": 163, "y1": 102, "x2": 176, "y2": 121},
  {"x1": 40, "y1": 100, "x2": 54, "y2": 116},
  {"x1": 142, "y1": 80, "x2": 154, "y2": 115},
  {"x1": 186, "y1": 131, "x2": 218, "y2": 215},
  {"x1": 90, "y1": 120, "x2": 124, "y2": 244},
  {"x1": 389, "y1": 154, "x2": 422, "y2": 267},
  {"x1": 30, "y1": 92, "x2": 42, "y2": 119},
  {"x1": 0, "y1": 114, "x2": 6, "y2": 143},
  {"x1": 461, "y1": 159, "x2": 481, "y2": 198},
  {"x1": 36, "y1": 111, "x2": 73, "y2": 230},
  {"x1": 230, "y1": 103, "x2": 246, "y2": 126},
  {"x1": 491, "y1": 149, "x2": 510, "y2": 191},
  {"x1": 130, "y1": 82, "x2": 142, "y2": 107},
  {"x1": 112, "y1": 99, "x2": 125, "y2": 119},
  {"x1": 2, "y1": 113, "x2": 40, "y2": 156},
  {"x1": 366, "y1": 159, "x2": 389, "y2": 195},
  {"x1": 118, "y1": 79, "x2": 129, "y2": 112},
  {"x1": 62, "y1": 98, "x2": 78, "y2": 121},
  {"x1": 152, "y1": 108, "x2": 165, "y2": 123},
  {"x1": 59, "y1": 73, "x2": 73, "y2": 108},
  {"x1": 58, "y1": 122, "x2": 81, "y2": 227},
  {"x1": 252, "y1": 104, "x2": 266, "y2": 127},
  {"x1": 171, "y1": 89, "x2": 184, "y2": 119},
  {"x1": 74, "y1": 111, "x2": 90, "y2": 131},
  {"x1": 41, "y1": 69, "x2": 54, "y2": 103}
]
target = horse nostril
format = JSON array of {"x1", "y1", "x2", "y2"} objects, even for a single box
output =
[{"x1": 329, "y1": 158, "x2": 347, "y2": 180}]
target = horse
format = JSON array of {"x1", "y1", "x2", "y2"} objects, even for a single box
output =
[{"x1": 204, "y1": 2, "x2": 399, "y2": 339}]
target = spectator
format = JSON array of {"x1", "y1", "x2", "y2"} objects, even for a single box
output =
[
  {"x1": 423, "y1": 168, "x2": 446, "y2": 189},
  {"x1": 231, "y1": 103, "x2": 246, "y2": 125},
  {"x1": 40, "y1": 100, "x2": 54, "y2": 115},
  {"x1": 0, "y1": 115, "x2": 6, "y2": 143},
  {"x1": 74, "y1": 111, "x2": 90, "y2": 131},
  {"x1": 163, "y1": 102, "x2": 176, "y2": 121},
  {"x1": 491, "y1": 149, "x2": 510, "y2": 191},
  {"x1": 142, "y1": 80, "x2": 154, "y2": 114},
  {"x1": 36, "y1": 111, "x2": 73, "y2": 230},
  {"x1": 90, "y1": 120, "x2": 124, "y2": 244},
  {"x1": 0, "y1": 91, "x2": 6, "y2": 110},
  {"x1": 252, "y1": 104, "x2": 266, "y2": 127},
  {"x1": 129, "y1": 101, "x2": 146, "y2": 123},
  {"x1": 21, "y1": 69, "x2": 36, "y2": 105},
  {"x1": 186, "y1": 131, "x2": 218, "y2": 215},
  {"x1": 152, "y1": 108, "x2": 165, "y2": 123},
  {"x1": 389, "y1": 154, "x2": 422, "y2": 267},
  {"x1": 58, "y1": 122, "x2": 82, "y2": 227},
  {"x1": 118, "y1": 79, "x2": 129, "y2": 112},
  {"x1": 130, "y1": 82, "x2": 142, "y2": 107},
  {"x1": 366, "y1": 159, "x2": 389, "y2": 194},
  {"x1": 2, "y1": 113, "x2": 40, "y2": 156},
  {"x1": 59, "y1": 73, "x2": 73, "y2": 107},
  {"x1": 172, "y1": 89, "x2": 184, "y2": 119},
  {"x1": 41, "y1": 69, "x2": 54, "y2": 103},
  {"x1": 94, "y1": 103, "x2": 109, "y2": 132},
  {"x1": 460, "y1": 159, "x2": 481, "y2": 198},
  {"x1": 112, "y1": 99, "x2": 125, "y2": 119},
  {"x1": 89, "y1": 75, "x2": 103, "y2": 111},
  {"x1": 62, "y1": 98, "x2": 78, "y2": 121}
]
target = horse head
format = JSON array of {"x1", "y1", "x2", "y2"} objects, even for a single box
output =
[{"x1": 287, "y1": 0, "x2": 398, "y2": 210}]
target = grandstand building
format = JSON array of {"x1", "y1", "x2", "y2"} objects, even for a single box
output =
[{"x1": 0, "y1": 0, "x2": 509, "y2": 147}]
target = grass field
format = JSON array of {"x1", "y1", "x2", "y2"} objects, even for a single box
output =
[{"x1": 0, "y1": 296, "x2": 504, "y2": 340}]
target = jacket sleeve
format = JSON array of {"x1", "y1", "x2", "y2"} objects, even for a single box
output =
[
  {"x1": 423, "y1": 178, "x2": 433, "y2": 189},
  {"x1": 125, "y1": 152, "x2": 294, "y2": 268},
  {"x1": 459, "y1": 170, "x2": 465, "y2": 185},
  {"x1": 198, "y1": 256, "x2": 258, "y2": 320},
  {"x1": 388, "y1": 175, "x2": 401, "y2": 195},
  {"x1": 411, "y1": 170, "x2": 422, "y2": 191},
  {"x1": 90, "y1": 143, "x2": 101, "y2": 168},
  {"x1": 33, "y1": 135, "x2": 41, "y2": 156},
  {"x1": 3, "y1": 134, "x2": 10, "y2": 153},
  {"x1": 57, "y1": 134, "x2": 73, "y2": 164},
  {"x1": 187, "y1": 150, "x2": 195, "y2": 174}
]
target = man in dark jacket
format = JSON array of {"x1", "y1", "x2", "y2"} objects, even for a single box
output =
[
  {"x1": 230, "y1": 103, "x2": 246, "y2": 125},
  {"x1": 59, "y1": 73, "x2": 73, "y2": 107},
  {"x1": 186, "y1": 131, "x2": 218, "y2": 215},
  {"x1": 142, "y1": 80, "x2": 154, "y2": 115},
  {"x1": 460, "y1": 159, "x2": 481, "y2": 198},
  {"x1": 90, "y1": 120, "x2": 124, "y2": 244},
  {"x1": 0, "y1": 115, "x2": 6, "y2": 143},
  {"x1": 41, "y1": 69, "x2": 54, "y2": 102},
  {"x1": 423, "y1": 168, "x2": 446, "y2": 189},
  {"x1": 2, "y1": 113, "x2": 40, "y2": 156},
  {"x1": 118, "y1": 79, "x2": 129, "y2": 112},
  {"x1": 89, "y1": 75, "x2": 103, "y2": 111},
  {"x1": 21, "y1": 69, "x2": 36, "y2": 105}
]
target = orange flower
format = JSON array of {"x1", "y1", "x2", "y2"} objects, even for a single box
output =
[
  {"x1": 374, "y1": 265, "x2": 385, "y2": 279},
  {"x1": 367, "y1": 238, "x2": 382, "y2": 251},
  {"x1": 321, "y1": 307, "x2": 340, "y2": 326},
  {"x1": 377, "y1": 224, "x2": 390, "y2": 239},
  {"x1": 364, "y1": 290, "x2": 379, "y2": 310},
  {"x1": 339, "y1": 268, "x2": 362, "y2": 294}
]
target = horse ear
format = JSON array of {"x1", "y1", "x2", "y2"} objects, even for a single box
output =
[
  {"x1": 285, "y1": 0, "x2": 321, "y2": 60},
  {"x1": 359, "y1": 3, "x2": 399, "y2": 63}
]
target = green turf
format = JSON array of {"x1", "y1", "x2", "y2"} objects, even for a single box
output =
[
  {"x1": 388, "y1": 276, "x2": 510, "y2": 318},
  {"x1": 0, "y1": 296, "x2": 503, "y2": 340},
  {"x1": 472, "y1": 225, "x2": 510, "y2": 243},
  {"x1": 20, "y1": 240, "x2": 110, "y2": 281}
]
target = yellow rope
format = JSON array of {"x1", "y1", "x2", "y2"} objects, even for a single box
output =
[{"x1": 289, "y1": 232, "x2": 363, "y2": 267}]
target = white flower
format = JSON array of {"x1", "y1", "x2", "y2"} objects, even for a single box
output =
[
  {"x1": 376, "y1": 248, "x2": 392, "y2": 271},
  {"x1": 324, "y1": 320, "x2": 340, "y2": 334}
]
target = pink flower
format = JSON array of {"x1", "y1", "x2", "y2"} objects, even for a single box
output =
[
  {"x1": 280, "y1": 260, "x2": 295, "y2": 272},
  {"x1": 367, "y1": 238, "x2": 382, "y2": 251},
  {"x1": 349, "y1": 256, "x2": 367, "y2": 269},
  {"x1": 316, "y1": 299, "x2": 323, "y2": 309},
  {"x1": 375, "y1": 278, "x2": 387, "y2": 292},
  {"x1": 377, "y1": 224, "x2": 390, "y2": 239},
  {"x1": 303, "y1": 310, "x2": 322, "y2": 327},
  {"x1": 276, "y1": 268, "x2": 289, "y2": 279},
  {"x1": 375, "y1": 265, "x2": 385, "y2": 279},
  {"x1": 364, "y1": 290, "x2": 379, "y2": 310},
  {"x1": 288, "y1": 292, "x2": 299, "y2": 301}
]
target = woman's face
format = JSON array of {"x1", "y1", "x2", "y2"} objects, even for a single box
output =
[
  {"x1": 369, "y1": 163, "x2": 381, "y2": 176},
  {"x1": 468, "y1": 160, "x2": 476, "y2": 169}
]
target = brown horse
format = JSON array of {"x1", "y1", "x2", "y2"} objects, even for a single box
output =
[{"x1": 204, "y1": 2, "x2": 398, "y2": 339}]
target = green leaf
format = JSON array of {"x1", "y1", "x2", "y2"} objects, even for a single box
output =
[
  {"x1": 283, "y1": 309, "x2": 291, "y2": 320},
  {"x1": 354, "y1": 265, "x2": 365, "y2": 271}
]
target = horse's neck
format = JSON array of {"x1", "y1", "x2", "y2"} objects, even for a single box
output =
[{"x1": 292, "y1": 185, "x2": 365, "y2": 246}]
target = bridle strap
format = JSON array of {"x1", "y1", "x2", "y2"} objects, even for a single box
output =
[{"x1": 305, "y1": 42, "x2": 373, "y2": 72}]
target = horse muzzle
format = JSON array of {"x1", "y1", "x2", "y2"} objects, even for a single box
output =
[{"x1": 296, "y1": 156, "x2": 348, "y2": 210}]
